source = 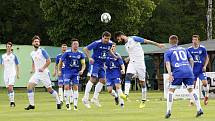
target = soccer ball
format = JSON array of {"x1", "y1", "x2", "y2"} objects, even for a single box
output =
[{"x1": 101, "y1": 13, "x2": 111, "y2": 23}]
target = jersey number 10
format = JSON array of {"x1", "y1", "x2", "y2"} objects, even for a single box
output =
[{"x1": 173, "y1": 50, "x2": 187, "y2": 61}]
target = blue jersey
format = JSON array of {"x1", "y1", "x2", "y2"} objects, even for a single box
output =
[
  {"x1": 187, "y1": 45, "x2": 208, "y2": 74},
  {"x1": 106, "y1": 53, "x2": 124, "y2": 79},
  {"x1": 164, "y1": 45, "x2": 194, "y2": 78},
  {"x1": 61, "y1": 50, "x2": 85, "y2": 75},
  {"x1": 86, "y1": 39, "x2": 112, "y2": 65},
  {"x1": 55, "y1": 53, "x2": 66, "y2": 72}
]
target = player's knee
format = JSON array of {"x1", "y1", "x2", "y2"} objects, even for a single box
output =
[
  {"x1": 99, "y1": 78, "x2": 105, "y2": 84},
  {"x1": 64, "y1": 85, "x2": 70, "y2": 90},
  {"x1": 125, "y1": 73, "x2": 134, "y2": 83},
  {"x1": 73, "y1": 85, "x2": 78, "y2": 91},
  {"x1": 107, "y1": 87, "x2": 112, "y2": 93},
  {"x1": 47, "y1": 87, "x2": 53, "y2": 93},
  {"x1": 202, "y1": 80, "x2": 208, "y2": 86}
]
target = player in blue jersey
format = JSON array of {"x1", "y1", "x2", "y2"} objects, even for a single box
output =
[
  {"x1": 187, "y1": 35, "x2": 209, "y2": 105},
  {"x1": 106, "y1": 43, "x2": 127, "y2": 107},
  {"x1": 53, "y1": 44, "x2": 67, "y2": 104},
  {"x1": 164, "y1": 35, "x2": 203, "y2": 118},
  {"x1": 58, "y1": 38, "x2": 86, "y2": 110},
  {"x1": 82, "y1": 31, "x2": 116, "y2": 108}
]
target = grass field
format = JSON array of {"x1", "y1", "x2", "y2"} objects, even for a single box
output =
[{"x1": 0, "y1": 90, "x2": 214, "y2": 121}]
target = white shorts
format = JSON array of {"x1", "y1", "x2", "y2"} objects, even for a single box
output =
[
  {"x1": 4, "y1": 74, "x2": 16, "y2": 87},
  {"x1": 126, "y1": 61, "x2": 146, "y2": 81},
  {"x1": 29, "y1": 71, "x2": 52, "y2": 88}
]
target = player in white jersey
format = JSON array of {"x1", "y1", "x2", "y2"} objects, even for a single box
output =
[
  {"x1": 25, "y1": 35, "x2": 61, "y2": 110},
  {"x1": 0, "y1": 42, "x2": 19, "y2": 107},
  {"x1": 114, "y1": 31, "x2": 164, "y2": 108}
]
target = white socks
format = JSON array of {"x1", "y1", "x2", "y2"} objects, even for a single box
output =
[
  {"x1": 190, "y1": 90, "x2": 202, "y2": 111},
  {"x1": 27, "y1": 90, "x2": 35, "y2": 106},
  {"x1": 93, "y1": 82, "x2": 104, "y2": 99},
  {"x1": 83, "y1": 81, "x2": 93, "y2": 100},
  {"x1": 142, "y1": 87, "x2": 147, "y2": 101},
  {"x1": 64, "y1": 90, "x2": 71, "y2": 104},
  {"x1": 202, "y1": 84, "x2": 209, "y2": 97},
  {"x1": 167, "y1": 91, "x2": 173, "y2": 112},
  {"x1": 110, "y1": 90, "x2": 118, "y2": 97},
  {"x1": 58, "y1": 87, "x2": 63, "y2": 102},
  {"x1": 73, "y1": 90, "x2": 78, "y2": 106},
  {"x1": 8, "y1": 91, "x2": 15, "y2": 102},
  {"x1": 50, "y1": 90, "x2": 61, "y2": 104},
  {"x1": 124, "y1": 83, "x2": 131, "y2": 96}
]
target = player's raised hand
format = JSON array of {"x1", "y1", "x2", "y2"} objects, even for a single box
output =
[{"x1": 89, "y1": 58, "x2": 94, "y2": 64}]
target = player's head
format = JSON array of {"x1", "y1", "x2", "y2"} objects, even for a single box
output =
[
  {"x1": 114, "y1": 31, "x2": 125, "y2": 43},
  {"x1": 61, "y1": 44, "x2": 67, "y2": 53},
  {"x1": 169, "y1": 35, "x2": 178, "y2": 45},
  {"x1": 6, "y1": 42, "x2": 13, "y2": 52},
  {"x1": 32, "y1": 35, "x2": 41, "y2": 48},
  {"x1": 102, "y1": 31, "x2": 111, "y2": 44},
  {"x1": 71, "y1": 38, "x2": 79, "y2": 51},
  {"x1": 192, "y1": 35, "x2": 200, "y2": 45},
  {"x1": 111, "y1": 42, "x2": 116, "y2": 52}
]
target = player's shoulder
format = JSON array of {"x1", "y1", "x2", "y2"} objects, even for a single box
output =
[
  {"x1": 187, "y1": 46, "x2": 193, "y2": 50},
  {"x1": 2, "y1": 53, "x2": 6, "y2": 57},
  {"x1": 199, "y1": 45, "x2": 206, "y2": 49}
]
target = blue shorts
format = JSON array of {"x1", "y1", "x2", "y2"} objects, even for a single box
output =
[
  {"x1": 194, "y1": 72, "x2": 207, "y2": 81},
  {"x1": 89, "y1": 63, "x2": 105, "y2": 79},
  {"x1": 64, "y1": 73, "x2": 79, "y2": 85},
  {"x1": 58, "y1": 75, "x2": 64, "y2": 86},
  {"x1": 106, "y1": 78, "x2": 121, "y2": 87},
  {"x1": 170, "y1": 78, "x2": 194, "y2": 89}
]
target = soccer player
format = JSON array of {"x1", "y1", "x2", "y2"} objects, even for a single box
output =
[
  {"x1": 106, "y1": 43, "x2": 127, "y2": 107},
  {"x1": 114, "y1": 31, "x2": 164, "y2": 108},
  {"x1": 187, "y1": 35, "x2": 209, "y2": 105},
  {"x1": 82, "y1": 31, "x2": 115, "y2": 108},
  {"x1": 25, "y1": 35, "x2": 61, "y2": 110},
  {"x1": 53, "y1": 44, "x2": 68, "y2": 104},
  {"x1": 58, "y1": 38, "x2": 86, "y2": 110},
  {"x1": 0, "y1": 42, "x2": 19, "y2": 107},
  {"x1": 164, "y1": 35, "x2": 203, "y2": 118}
]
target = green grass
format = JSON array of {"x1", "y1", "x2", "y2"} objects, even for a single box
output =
[{"x1": 0, "y1": 90, "x2": 214, "y2": 121}]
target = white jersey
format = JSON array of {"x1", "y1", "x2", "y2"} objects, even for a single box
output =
[
  {"x1": 125, "y1": 36, "x2": 145, "y2": 62},
  {"x1": 31, "y1": 48, "x2": 50, "y2": 73},
  {"x1": 1, "y1": 53, "x2": 19, "y2": 76}
]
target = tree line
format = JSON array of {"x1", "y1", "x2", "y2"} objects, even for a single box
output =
[{"x1": 0, "y1": 0, "x2": 213, "y2": 46}]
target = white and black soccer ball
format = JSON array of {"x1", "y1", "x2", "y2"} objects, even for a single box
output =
[{"x1": 101, "y1": 13, "x2": 111, "y2": 23}]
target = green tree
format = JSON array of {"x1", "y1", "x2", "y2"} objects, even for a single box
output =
[
  {"x1": 40, "y1": 0, "x2": 156, "y2": 46},
  {"x1": 0, "y1": 0, "x2": 51, "y2": 45},
  {"x1": 142, "y1": 0, "x2": 207, "y2": 44}
]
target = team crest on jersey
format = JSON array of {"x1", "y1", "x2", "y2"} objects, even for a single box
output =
[
  {"x1": 77, "y1": 55, "x2": 81, "y2": 59},
  {"x1": 199, "y1": 50, "x2": 202, "y2": 54}
]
